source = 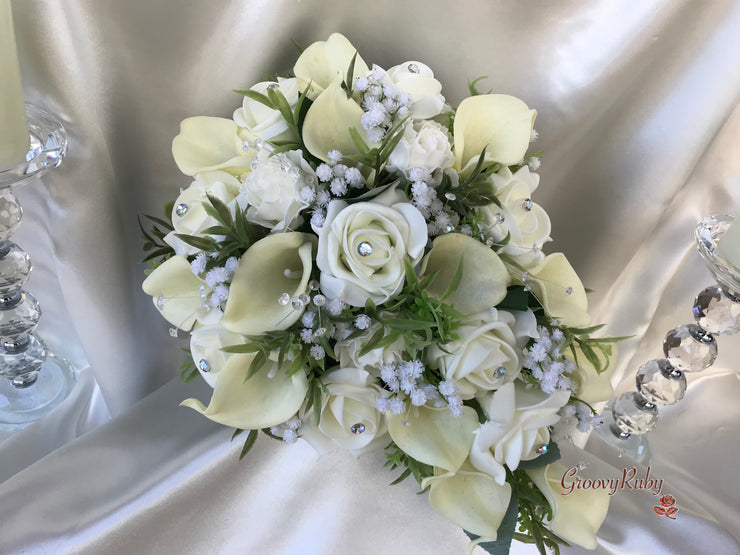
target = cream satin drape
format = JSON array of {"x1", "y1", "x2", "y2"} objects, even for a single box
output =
[{"x1": 1, "y1": 1, "x2": 740, "y2": 553}]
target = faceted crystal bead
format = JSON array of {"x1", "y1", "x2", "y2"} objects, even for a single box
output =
[
  {"x1": 0, "y1": 190, "x2": 22, "y2": 242},
  {"x1": 0, "y1": 333, "x2": 48, "y2": 386},
  {"x1": 612, "y1": 392, "x2": 659, "y2": 435},
  {"x1": 0, "y1": 242, "x2": 31, "y2": 295},
  {"x1": 0, "y1": 291, "x2": 41, "y2": 340},
  {"x1": 663, "y1": 323, "x2": 717, "y2": 371},
  {"x1": 635, "y1": 359, "x2": 686, "y2": 405},
  {"x1": 693, "y1": 285, "x2": 740, "y2": 334}
]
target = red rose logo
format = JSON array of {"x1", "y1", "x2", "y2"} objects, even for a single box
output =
[{"x1": 653, "y1": 495, "x2": 678, "y2": 519}]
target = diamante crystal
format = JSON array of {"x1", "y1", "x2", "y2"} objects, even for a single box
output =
[
  {"x1": 693, "y1": 284, "x2": 740, "y2": 334},
  {"x1": 612, "y1": 392, "x2": 658, "y2": 435},
  {"x1": 523, "y1": 198, "x2": 533, "y2": 211},
  {"x1": 663, "y1": 324, "x2": 717, "y2": 371},
  {"x1": 494, "y1": 366, "x2": 506, "y2": 378},
  {"x1": 253, "y1": 138, "x2": 264, "y2": 151},
  {"x1": 0, "y1": 190, "x2": 22, "y2": 242},
  {"x1": 308, "y1": 280, "x2": 320, "y2": 291},
  {"x1": 357, "y1": 241, "x2": 373, "y2": 257},
  {"x1": 492, "y1": 212, "x2": 505, "y2": 225},
  {"x1": 168, "y1": 328, "x2": 178, "y2": 337},
  {"x1": 298, "y1": 294, "x2": 310, "y2": 305},
  {"x1": 0, "y1": 242, "x2": 31, "y2": 295},
  {"x1": 312, "y1": 294, "x2": 326, "y2": 307},
  {"x1": 536, "y1": 444, "x2": 548, "y2": 455},
  {"x1": 242, "y1": 139, "x2": 250, "y2": 151},
  {"x1": 291, "y1": 297, "x2": 304, "y2": 310},
  {"x1": 0, "y1": 291, "x2": 41, "y2": 340},
  {"x1": 278, "y1": 293, "x2": 290, "y2": 306},
  {"x1": 407, "y1": 63, "x2": 420, "y2": 74},
  {"x1": 251, "y1": 158, "x2": 260, "y2": 170},
  {"x1": 175, "y1": 203, "x2": 188, "y2": 217},
  {"x1": 198, "y1": 359, "x2": 210, "y2": 372},
  {"x1": 0, "y1": 332, "x2": 47, "y2": 385},
  {"x1": 267, "y1": 83, "x2": 279, "y2": 90},
  {"x1": 444, "y1": 193, "x2": 456, "y2": 201},
  {"x1": 350, "y1": 423, "x2": 366, "y2": 434},
  {"x1": 635, "y1": 359, "x2": 686, "y2": 405},
  {"x1": 565, "y1": 286, "x2": 573, "y2": 296}
]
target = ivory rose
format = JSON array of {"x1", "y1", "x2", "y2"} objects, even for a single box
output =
[
  {"x1": 386, "y1": 61, "x2": 445, "y2": 119},
  {"x1": 235, "y1": 149, "x2": 315, "y2": 231},
  {"x1": 426, "y1": 309, "x2": 523, "y2": 399},
  {"x1": 315, "y1": 187, "x2": 427, "y2": 306},
  {"x1": 233, "y1": 77, "x2": 300, "y2": 142},
  {"x1": 470, "y1": 382, "x2": 570, "y2": 485},
  {"x1": 302, "y1": 367, "x2": 387, "y2": 451},
  {"x1": 388, "y1": 120, "x2": 454, "y2": 176},
  {"x1": 479, "y1": 166, "x2": 551, "y2": 267},
  {"x1": 164, "y1": 170, "x2": 240, "y2": 257}
]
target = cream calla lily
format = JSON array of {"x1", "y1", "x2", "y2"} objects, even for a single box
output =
[
  {"x1": 302, "y1": 79, "x2": 371, "y2": 163},
  {"x1": 453, "y1": 94, "x2": 536, "y2": 174},
  {"x1": 221, "y1": 232, "x2": 317, "y2": 336},
  {"x1": 293, "y1": 33, "x2": 369, "y2": 94},
  {"x1": 422, "y1": 464, "x2": 512, "y2": 541},
  {"x1": 142, "y1": 255, "x2": 210, "y2": 331},
  {"x1": 171, "y1": 116, "x2": 253, "y2": 176},
  {"x1": 181, "y1": 352, "x2": 308, "y2": 430},
  {"x1": 189, "y1": 326, "x2": 248, "y2": 388},
  {"x1": 526, "y1": 253, "x2": 590, "y2": 328},
  {"x1": 527, "y1": 462, "x2": 609, "y2": 549},
  {"x1": 565, "y1": 343, "x2": 617, "y2": 404},
  {"x1": 421, "y1": 233, "x2": 510, "y2": 315},
  {"x1": 388, "y1": 406, "x2": 478, "y2": 472}
]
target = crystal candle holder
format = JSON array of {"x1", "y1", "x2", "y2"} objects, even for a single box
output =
[
  {"x1": 594, "y1": 214, "x2": 740, "y2": 463},
  {"x1": 0, "y1": 104, "x2": 76, "y2": 427}
]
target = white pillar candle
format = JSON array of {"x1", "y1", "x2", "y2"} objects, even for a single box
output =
[
  {"x1": 717, "y1": 217, "x2": 740, "y2": 270},
  {"x1": 0, "y1": 0, "x2": 29, "y2": 170}
]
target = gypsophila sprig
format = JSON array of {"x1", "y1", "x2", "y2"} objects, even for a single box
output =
[{"x1": 141, "y1": 32, "x2": 620, "y2": 555}]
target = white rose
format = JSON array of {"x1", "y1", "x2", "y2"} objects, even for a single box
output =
[
  {"x1": 189, "y1": 326, "x2": 248, "y2": 388},
  {"x1": 334, "y1": 321, "x2": 405, "y2": 374},
  {"x1": 386, "y1": 61, "x2": 445, "y2": 119},
  {"x1": 470, "y1": 382, "x2": 570, "y2": 485},
  {"x1": 479, "y1": 166, "x2": 551, "y2": 267},
  {"x1": 233, "y1": 77, "x2": 300, "y2": 142},
  {"x1": 426, "y1": 308, "x2": 523, "y2": 399},
  {"x1": 388, "y1": 120, "x2": 454, "y2": 176},
  {"x1": 315, "y1": 187, "x2": 427, "y2": 306},
  {"x1": 163, "y1": 171, "x2": 240, "y2": 257},
  {"x1": 303, "y1": 368, "x2": 387, "y2": 451},
  {"x1": 235, "y1": 149, "x2": 315, "y2": 231}
]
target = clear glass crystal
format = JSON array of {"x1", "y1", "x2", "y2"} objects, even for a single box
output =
[
  {"x1": 0, "y1": 291, "x2": 41, "y2": 340},
  {"x1": 595, "y1": 402, "x2": 652, "y2": 465},
  {"x1": 0, "y1": 333, "x2": 48, "y2": 386},
  {"x1": 0, "y1": 242, "x2": 31, "y2": 294},
  {"x1": 635, "y1": 359, "x2": 686, "y2": 405},
  {"x1": 612, "y1": 391, "x2": 659, "y2": 435},
  {"x1": 693, "y1": 284, "x2": 740, "y2": 334},
  {"x1": 0, "y1": 190, "x2": 22, "y2": 242},
  {"x1": 663, "y1": 323, "x2": 717, "y2": 371}
]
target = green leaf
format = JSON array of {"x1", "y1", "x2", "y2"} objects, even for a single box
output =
[
  {"x1": 266, "y1": 87, "x2": 295, "y2": 125},
  {"x1": 245, "y1": 350, "x2": 267, "y2": 381},
  {"x1": 201, "y1": 225, "x2": 232, "y2": 236},
  {"x1": 387, "y1": 318, "x2": 435, "y2": 330},
  {"x1": 467, "y1": 76, "x2": 491, "y2": 96},
  {"x1": 344, "y1": 51, "x2": 358, "y2": 94},
  {"x1": 221, "y1": 343, "x2": 262, "y2": 354},
  {"x1": 390, "y1": 467, "x2": 412, "y2": 485},
  {"x1": 496, "y1": 286, "x2": 531, "y2": 312},
  {"x1": 231, "y1": 428, "x2": 244, "y2": 440},
  {"x1": 234, "y1": 88, "x2": 274, "y2": 109},
  {"x1": 517, "y1": 441, "x2": 561, "y2": 470},
  {"x1": 207, "y1": 194, "x2": 234, "y2": 227},
  {"x1": 348, "y1": 127, "x2": 372, "y2": 155},
  {"x1": 358, "y1": 325, "x2": 387, "y2": 356},
  {"x1": 239, "y1": 429, "x2": 259, "y2": 460},
  {"x1": 173, "y1": 233, "x2": 218, "y2": 252}
]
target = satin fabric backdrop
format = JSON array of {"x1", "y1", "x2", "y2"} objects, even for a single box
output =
[{"x1": 1, "y1": 0, "x2": 739, "y2": 553}]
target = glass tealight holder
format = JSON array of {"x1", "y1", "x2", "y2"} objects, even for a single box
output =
[{"x1": 0, "y1": 104, "x2": 76, "y2": 427}]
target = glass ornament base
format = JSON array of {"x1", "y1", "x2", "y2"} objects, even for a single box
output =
[
  {"x1": 696, "y1": 215, "x2": 740, "y2": 298},
  {"x1": 0, "y1": 104, "x2": 67, "y2": 189},
  {"x1": 594, "y1": 400, "x2": 651, "y2": 465},
  {"x1": 0, "y1": 353, "x2": 77, "y2": 426}
]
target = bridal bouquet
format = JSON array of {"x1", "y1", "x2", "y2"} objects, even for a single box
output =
[{"x1": 141, "y1": 33, "x2": 615, "y2": 554}]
